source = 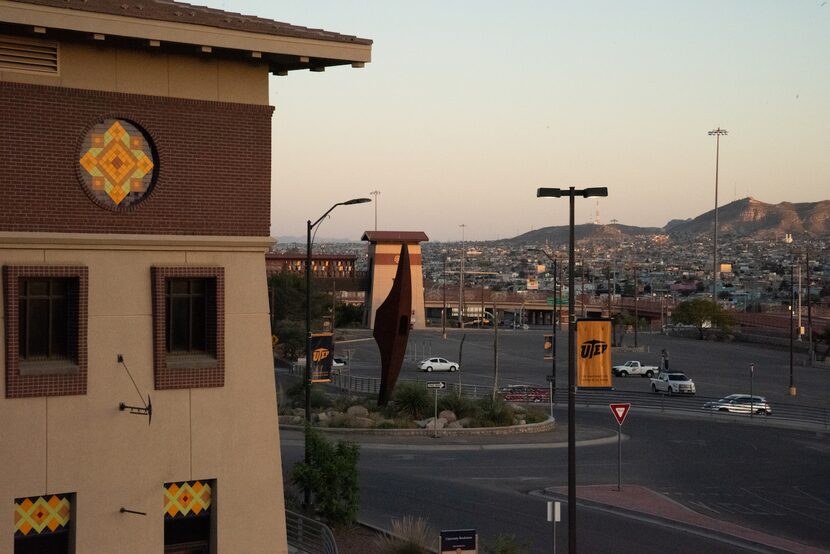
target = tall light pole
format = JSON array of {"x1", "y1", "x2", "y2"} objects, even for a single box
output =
[
  {"x1": 369, "y1": 190, "x2": 381, "y2": 231},
  {"x1": 305, "y1": 197, "x2": 371, "y2": 506},
  {"x1": 708, "y1": 127, "x2": 727, "y2": 303},
  {"x1": 537, "y1": 186, "x2": 608, "y2": 554},
  {"x1": 529, "y1": 248, "x2": 557, "y2": 389},
  {"x1": 458, "y1": 223, "x2": 466, "y2": 327}
]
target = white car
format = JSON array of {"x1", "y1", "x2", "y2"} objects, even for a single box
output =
[
  {"x1": 417, "y1": 357, "x2": 459, "y2": 372},
  {"x1": 703, "y1": 394, "x2": 772, "y2": 415}
]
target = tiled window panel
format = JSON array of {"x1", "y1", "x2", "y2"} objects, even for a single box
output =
[
  {"x1": 3, "y1": 266, "x2": 88, "y2": 398},
  {"x1": 151, "y1": 267, "x2": 224, "y2": 389}
]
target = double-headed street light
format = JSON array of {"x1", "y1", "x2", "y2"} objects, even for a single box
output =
[
  {"x1": 305, "y1": 197, "x2": 371, "y2": 506},
  {"x1": 708, "y1": 127, "x2": 727, "y2": 303},
  {"x1": 537, "y1": 186, "x2": 608, "y2": 554}
]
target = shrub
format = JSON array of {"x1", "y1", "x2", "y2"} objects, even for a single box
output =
[
  {"x1": 286, "y1": 381, "x2": 331, "y2": 410},
  {"x1": 291, "y1": 426, "x2": 360, "y2": 526},
  {"x1": 374, "y1": 515, "x2": 437, "y2": 554},
  {"x1": 483, "y1": 533, "x2": 530, "y2": 554},
  {"x1": 438, "y1": 391, "x2": 475, "y2": 418},
  {"x1": 393, "y1": 382, "x2": 430, "y2": 419},
  {"x1": 522, "y1": 407, "x2": 548, "y2": 424},
  {"x1": 473, "y1": 395, "x2": 515, "y2": 427}
]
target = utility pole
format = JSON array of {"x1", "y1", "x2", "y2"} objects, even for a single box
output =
[
  {"x1": 459, "y1": 223, "x2": 466, "y2": 327},
  {"x1": 708, "y1": 127, "x2": 728, "y2": 303},
  {"x1": 369, "y1": 189, "x2": 381, "y2": 231},
  {"x1": 442, "y1": 253, "x2": 448, "y2": 339}
]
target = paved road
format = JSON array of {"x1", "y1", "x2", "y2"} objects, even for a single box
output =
[
  {"x1": 334, "y1": 328, "x2": 830, "y2": 408},
  {"x1": 280, "y1": 409, "x2": 830, "y2": 553}
]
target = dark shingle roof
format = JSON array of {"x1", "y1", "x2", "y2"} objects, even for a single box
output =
[{"x1": 10, "y1": 0, "x2": 372, "y2": 45}]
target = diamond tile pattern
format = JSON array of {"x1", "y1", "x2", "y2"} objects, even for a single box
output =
[
  {"x1": 78, "y1": 119, "x2": 155, "y2": 207},
  {"x1": 164, "y1": 481, "x2": 212, "y2": 519},
  {"x1": 14, "y1": 494, "x2": 71, "y2": 536}
]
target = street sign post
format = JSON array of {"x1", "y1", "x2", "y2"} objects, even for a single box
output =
[
  {"x1": 547, "y1": 501, "x2": 561, "y2": 554},
  {"x1": 427, "y1": 382, "x2": 446, "y2": 438},
  {"x1": 609, "y1": 403, "x2": 631, "y2": 491}
]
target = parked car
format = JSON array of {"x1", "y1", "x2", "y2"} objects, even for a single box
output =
[
  {"x1": 500, "y1": 385, "x2": 550, "y2": 403},
  {"x1": 651, "y1": 372, "x2": 696, "y2": 395},
  {"x1": 703, "y1": 394, "x2": 772, "y2": 415},
  {"x1": 417, "y1": 357, "x2": 459, "y2": 372}
]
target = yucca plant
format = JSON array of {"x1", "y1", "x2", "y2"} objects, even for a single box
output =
[{"x1": 374, "y1": 515, "x2": 437, "y2": 554}]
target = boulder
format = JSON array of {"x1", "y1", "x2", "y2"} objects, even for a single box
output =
[
  {"x1": 346, "y1": 405, "x2": 369, "y2": 418},
  {"x1": 456, "y1": 417, "x2": 473, "y2": 428},
  {"x1": 446, "y1": 421, "x2": 464, "y2": 429},
  {"x1": 350, "y1": 416, "x2": 375, "y2": 429},
  {"x1": 426, "y1": 417, "x2": 447, "y2": 430},
  {"x1": 439, "y1": 410, "x2": 457, "y2": 423},
  {"x1": 317, "y1": 412, "x2": 330, "y2": 423}
]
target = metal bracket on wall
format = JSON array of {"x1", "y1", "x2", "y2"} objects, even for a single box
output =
[
  {"x1": 120, "y1": 507, "x2": 147, "y2": 516},
  {"x1": 117, "y1": 354, "x2": 153, "y2": 425}
]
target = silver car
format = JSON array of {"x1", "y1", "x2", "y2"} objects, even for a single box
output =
[
  {"x1": 417, "y1": 357, "x2": 459, "y2": 372},
  {"x1": 703, "y1": 394, "x2": 772, "y2": 415}
]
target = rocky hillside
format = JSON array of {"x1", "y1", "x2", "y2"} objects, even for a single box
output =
[{"x1": 507, "y1": 198, "x2": 830, "y2": 243}]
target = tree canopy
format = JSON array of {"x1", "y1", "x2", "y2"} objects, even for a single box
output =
[{"x1": 672, "y1": 298, "x2": 734, "y2": 339}]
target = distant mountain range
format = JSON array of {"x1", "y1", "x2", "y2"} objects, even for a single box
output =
[{"x1": 506, "y1": 197, "x2": 830, "y2": 244}]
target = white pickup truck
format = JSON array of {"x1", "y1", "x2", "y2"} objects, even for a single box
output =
[
  {"x1": 612, "y1": 360, "x2": 659, "y2": 378},
  {"x1": 651, "y1": 371, "x2": 696, "y2": 395}
]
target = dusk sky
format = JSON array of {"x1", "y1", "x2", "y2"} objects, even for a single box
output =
[{"x1": 211, "y1": 1, "x2": 829, "y2": 242}]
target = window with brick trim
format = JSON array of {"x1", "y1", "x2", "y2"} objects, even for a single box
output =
[
  {"x1": 152, "y1": 267, "x2": 224, "y2": 390},
  {"x1": 3, "y1": 266, "x2": 88, "y2": 398}
]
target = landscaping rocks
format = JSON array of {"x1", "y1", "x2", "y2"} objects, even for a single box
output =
[{"x1": 346, "y1": 405, "x2": 369, "y2": 418}]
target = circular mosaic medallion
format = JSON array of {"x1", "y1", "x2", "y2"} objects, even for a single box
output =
[{"x1": 78, "y1": 119, "x2": 157, "y2": 209}]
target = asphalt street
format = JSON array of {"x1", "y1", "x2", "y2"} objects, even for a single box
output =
[{"x1": 334, "y1": 328, "x2": 830, "y2": 409}]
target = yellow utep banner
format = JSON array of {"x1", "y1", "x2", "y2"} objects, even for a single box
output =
[{"x1": 576, "y1": 319, "x2": 612, "y2": 388}]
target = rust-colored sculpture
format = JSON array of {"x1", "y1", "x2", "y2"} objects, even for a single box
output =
[{"x1": 373, "y1": 243, "x2": 412, "y2": 406}]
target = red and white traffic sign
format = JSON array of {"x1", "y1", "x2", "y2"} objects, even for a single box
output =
[{"x1": 609, "y1": 403, "x2": 631, "y2": 425}]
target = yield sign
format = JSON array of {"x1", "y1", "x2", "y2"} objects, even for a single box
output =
[{"x1": 609, "y1": 403, "x2": 631, "y2": 425}]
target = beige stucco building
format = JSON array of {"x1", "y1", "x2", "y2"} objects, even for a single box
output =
[
  {"x1": 0, "y1": 1, "x2": 370, "y2": 552},
  {"x1": 362, "y1": 231, "x2": 428, "y2": 330}
]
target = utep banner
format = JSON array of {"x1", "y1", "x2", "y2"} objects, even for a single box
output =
[
  {"x1": 543, "y1": 333, "x2": 554, "y2": 360},
  {"x1": 310, "y1": 332, "x2": 334, "y2": 383},
  {"x1": 576, "y1": 318, "x2": 612, "y2": 388}
]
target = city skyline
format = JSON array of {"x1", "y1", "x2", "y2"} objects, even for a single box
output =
[{"x1": 209, "y1": 0, "x2": 830, "y2": 241}]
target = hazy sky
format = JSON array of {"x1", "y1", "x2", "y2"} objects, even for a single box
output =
[{"x1": 211, "y1": 1, "x2": 829, "y2": 242}]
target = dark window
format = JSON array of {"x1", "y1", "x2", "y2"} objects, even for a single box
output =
[
  {"x1": 166, "y1": 278, "x2": 214, "y2": 355},
  {"x1": 18, "y1": 278, "x2": 72, "y2": 361}
]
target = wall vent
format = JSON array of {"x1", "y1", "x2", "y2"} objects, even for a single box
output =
[{"x1": 0, "y1": 35, "x2": 58, "y2": 74}]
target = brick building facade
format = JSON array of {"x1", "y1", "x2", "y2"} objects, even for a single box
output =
[{"x1": 0, "y1": 1, "x2": 371, "y2": 552}]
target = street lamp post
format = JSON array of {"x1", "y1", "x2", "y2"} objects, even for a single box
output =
[
  {"x1": 529, "y1": 248, "x2": 557, "y2": 390},
  {"x1": 459, "y1": 224, "x2": 466, "y2": 327},
  {"x1": 369, "y1": 190, "x2": 380, "y2": 231},
  {"x1": 305, "y1": 197, "x2": 370, "y2": 506},
  {"x1": 708, "y1": 127, "x2": 727, "y2": 303},
  {"x1": 537, "y1": 186, "x2": 608, "y2": 554}
]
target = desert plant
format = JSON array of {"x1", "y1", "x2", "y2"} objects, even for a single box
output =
[
  {"x1": 393, "y1": 382, "x2": 430, "y2": 419},
  {"x1": 291, "y1": 426, "x2": 360, "y2": 526},
  {"x1": 374, "y1": 515, "x2": 437, "y2": 554},
  {"x1": 473, "y1": 395, "x2": 515, "y2": 427},
  {"x1": 286, "y1": 380, "x2": 332, "y2": 410},
  {"x1": 483, "y1": 533, "x2": 530, "y2": 554},
  {"x1": 438, "y1": 391, "x2": 474, "y2": 418}
]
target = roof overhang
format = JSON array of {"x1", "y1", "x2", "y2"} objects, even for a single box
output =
[{"x1": 0, "y1": 0, "x2": 371, "y2": 74}]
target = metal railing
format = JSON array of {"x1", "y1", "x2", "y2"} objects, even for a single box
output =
[
  {"x1": 285, "y1": 510, "x2": 338, "y2": 554},
  {"x1": 330, "y1": 375, "x2": 829, "y2": 429}
]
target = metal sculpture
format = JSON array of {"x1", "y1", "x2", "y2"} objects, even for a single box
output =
[{"x1": 373, "y1": 243, "x2": 412, "y2": 405}]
